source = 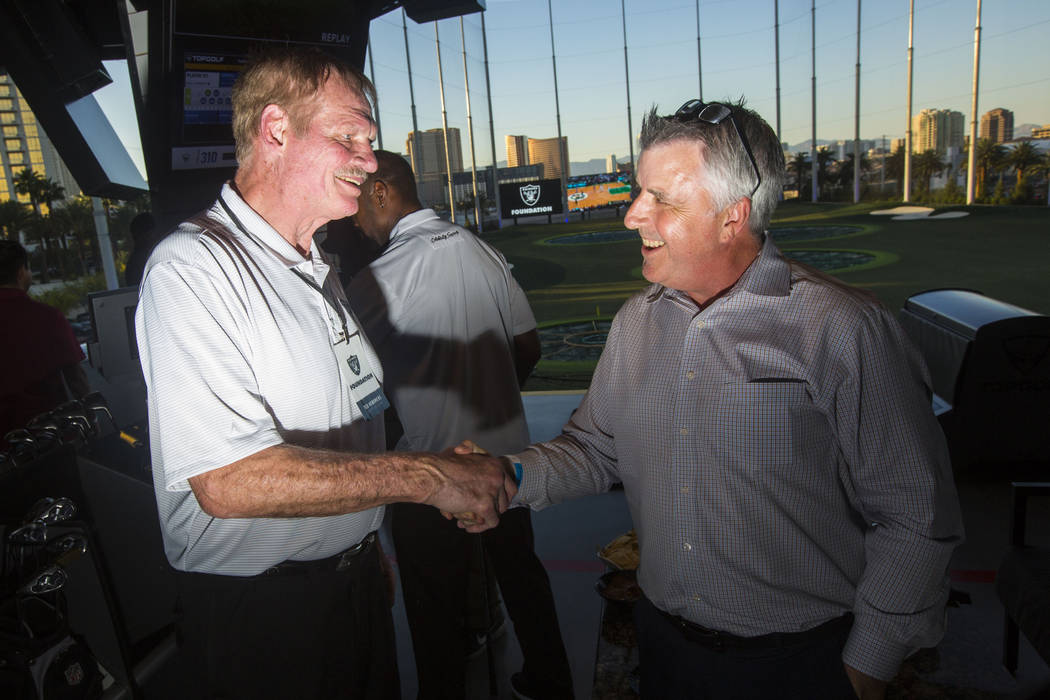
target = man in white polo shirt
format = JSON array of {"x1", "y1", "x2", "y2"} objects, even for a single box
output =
[
  {"x1": 135, "y1": 48, "x2": 514, "y2": 700},
  {"x1": 348, "y1": 151, "x2": 573, "y2": 699}
]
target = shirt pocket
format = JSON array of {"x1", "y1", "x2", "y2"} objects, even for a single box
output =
[{"x1": 709, "y1": 379, "x2": 812, "y2": 470}]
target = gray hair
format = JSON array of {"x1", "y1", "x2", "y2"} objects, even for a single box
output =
[
  {"x1": 232, "y1": 47, "x2": 376, "y2": 167},
  {"x1": 638, "y1": 100, "x2": 785, "y2": 237}
]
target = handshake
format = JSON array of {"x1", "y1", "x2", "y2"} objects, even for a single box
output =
[{"x1": 426, "y1": 440, "x2": 519, "y2": 532}]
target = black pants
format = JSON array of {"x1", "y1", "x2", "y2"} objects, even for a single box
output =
[
  {"x1": 174, "y1": 545, "x2": 399, "y2": 700},
  {"x1": 633, "y1": 596, "x2": 857, "y2": 700},
  {"x1": 391, "y1": 502, "x2": 573, "y2": 699}
]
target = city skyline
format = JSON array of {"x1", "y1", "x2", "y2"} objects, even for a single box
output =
[
  {"x1": 93, "y1": 0, "x2": 1050, "y2": 184},
  {"x1": 365, "y1": 0, "x2": 1050, "y2": 170}
]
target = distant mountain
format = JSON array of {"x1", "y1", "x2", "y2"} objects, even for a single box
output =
[
  {"x1": 1015, "y1": 123, "x2": 1039, "y2": 138},
  {"x1": 570, "y1": 158, "x2": 616, "y2": 176},
  {"x1": 495, "y1": 157, "x2": 627, "y2": 177},
  {"x1": 785, "y1": 139, "x2": 835, "y2": 154}
]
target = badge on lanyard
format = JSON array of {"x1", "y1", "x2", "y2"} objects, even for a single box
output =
[{"x1": 333, "y1": 331, "x2": 390, "y2": 420}]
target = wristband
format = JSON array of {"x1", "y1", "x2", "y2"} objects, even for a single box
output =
[{"x1": 512, "y1": 461, "x2": 523, "y2": 486}]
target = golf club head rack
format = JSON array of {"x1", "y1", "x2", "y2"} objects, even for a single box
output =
[
  {"x1": 2, "y1": 392, "x2": 118, "y2": 471},
  {"x1": 0, "y1": 399, "x2": 169, "y2": 699},
  {"x1": 0, "y1": 489, "x2": 118, "y2": 699}
]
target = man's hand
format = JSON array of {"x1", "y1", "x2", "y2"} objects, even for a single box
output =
[
  {"x1": 844, "y1": 664, "x2": 887, "y2": 700},
  {"x1": 420, "y1": 450, "x2": 516, "y2": 533},
  {"x1": 452, "y1": 439, "x2": 489, "y2": 456}
]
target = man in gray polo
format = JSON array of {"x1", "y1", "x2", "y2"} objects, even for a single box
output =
[{"x1": 135, "y1": 49, "x2": 513, "y2": 699}]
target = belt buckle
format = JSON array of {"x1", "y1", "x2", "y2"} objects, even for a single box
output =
[
  {"x1": 335, "y1": 532, "x2": 373, "y2": 571},
  {"x1": 678, "y1": 617, "x2": 726, "y2": 652}
]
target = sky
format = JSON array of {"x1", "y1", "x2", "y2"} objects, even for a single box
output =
[
  {"x1": 364, "y1": 0, "x2": 1050, "y2": 169},
  {"x1": 97, "y1": 0, "x2": 1050, "y2": 180}
]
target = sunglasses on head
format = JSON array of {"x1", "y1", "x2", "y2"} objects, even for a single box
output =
[{"x1": 673, "y1": 99, "x2": 762, "y2": 199}]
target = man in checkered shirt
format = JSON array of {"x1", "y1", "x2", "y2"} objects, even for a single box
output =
[{"x1": 463, "y1": 100, "x2": 963, "y2": 699}]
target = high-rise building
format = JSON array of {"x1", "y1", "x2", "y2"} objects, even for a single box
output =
[
  {"x1": 0, "y1": 72, "x2": 78, "y2": 212},
  {"x1": 505, "y1": 135, "x2": 527, "y2": 169},
  {"x1": 980, "y1": 108, "x2": 1014, "y2": 144},
  {"x1": 1033, "y1": 125, "x2": 1050, "y2": 139},
  {"x1": 527, "y1": 136, "x2": 569, "y2": 180},
  {"x1": 833, "y1": 139, "x2": 877, "y2": 161},
  {"x1": 890, "y1": 137, "x2": 906, "y2": 154},
  {"x1": 605, "y1": 154, "x2": 617, "y2": 173},
  {"x1": 912, "y1": 109, "x2": 965, "y2": 155},
  {"x1": 406, "y1": 127, "x2": 463, "y2": 207}
]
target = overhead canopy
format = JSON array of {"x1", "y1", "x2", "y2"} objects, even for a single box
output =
[
  {"x1": 0, "y1": 0, "x2": 147, "y2": 199},
  {"x1": 0, "y1": 0, "x2": 485, "y2": 209}
]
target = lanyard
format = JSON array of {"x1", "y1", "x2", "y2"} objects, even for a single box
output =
[{"x1": 217, "y1": 195, "x2": 350, "y2": 343}]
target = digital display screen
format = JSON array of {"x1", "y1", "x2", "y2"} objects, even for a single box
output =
[
  {"x1": 499, "y1": 178, "x2": 564, "y2": 218},
  {"x1": 567, "y1": 173, "x2": 632, "y2": 211},
  {"x1": 170, "y1": 53, "x2": 247, "y2": 171},
  {"x1": 181, "y1": 53, "x2": 246, "y2": 144},
  {"x1": 168, "y1": 0, "x2": 365, "y2": 172}
]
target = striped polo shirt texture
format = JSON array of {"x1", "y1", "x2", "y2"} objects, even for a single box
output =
[{"x1": 136, "y1": 184, "x2": 385, "y2": 576}]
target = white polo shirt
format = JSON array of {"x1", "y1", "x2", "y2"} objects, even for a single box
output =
[
  {"x1": 136, "y1": 184, "x2": 385, "y2": 576},
  {"x1": 347, "y1": 208, "x2": 535, "y2": 456}
]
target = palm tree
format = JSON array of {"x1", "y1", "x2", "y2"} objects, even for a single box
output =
[
  {"x1": 964, "y1": 139, "x2": 1007, "y2": 200},
  {"x1": 912, "y1": 150, "x2": 946, "y2": 199},
  {"x1": 884, "y1": 145, "x2": 905, "y2": 197},
  {"x1": 1007, "y1": 142, "x2": 1043, "y2": 197},
  {"x1": 19, "y1": 213, "x2": 52, "y2": 281},
  {"x1": 40, "y1": 180, "x2": 69, "y2": 278},
  {"x1": 14, "y1": 169, "x2": 54, "y2": 282},
  {"x1": 788, "y1": 152, "x2": 810, "y2": 198},
  {"x1": 0, "y1": 199, "x2": 28, "y2": 240},
  {"x1": 13, "y1": 169, "x2": 71, "y2": 279},
  {"x1": 51, "y1": 196, "x2": 95, "y2": 276},
  {"x1": 838, "y1": 152, "x2": 872, "y2": 200},
  {"x1": 40, "y1": 180, "x2": 65, "y2": 216},
  {"x1": 815, "y1": 146, "x2": 835, "y2": 200},
  {"x1": 456, "y1": 193, "x2": 476, "y2": 230},
  {"x1": 13, "y1": 169, "x2": 47, "y2": 216}
]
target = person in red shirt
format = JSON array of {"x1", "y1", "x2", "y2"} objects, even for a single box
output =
[{"x1": 0, "y1": 239, "x2": 89, "y2": 442}]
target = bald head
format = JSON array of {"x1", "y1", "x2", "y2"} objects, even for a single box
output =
[{"x1": 352, "y1": 150, "x2": 422, "y2": 248}]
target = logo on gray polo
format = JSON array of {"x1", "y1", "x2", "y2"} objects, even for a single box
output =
[
  {"x1": 348, "y1": 355, "x2": 361, "y2": 375},
  {"x1": 519, "y1": 184, "x2": 541, "y2": 207}
]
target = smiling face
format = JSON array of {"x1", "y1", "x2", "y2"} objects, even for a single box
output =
[
  {"x1": 624, "y1": 138, "x2": 761, "y2": 307},
  {"x1": 625, "y1": 139, "x2": 743, "y2": 305},
  {"x1": 279, "y1": 76, "x2": 378, "y2": 229}
]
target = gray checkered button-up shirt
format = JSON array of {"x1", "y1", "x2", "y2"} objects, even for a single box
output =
[{"x1": 513, "y1": 235, "x2": 964, "y2": 680}]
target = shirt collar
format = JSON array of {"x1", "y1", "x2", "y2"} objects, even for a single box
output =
[
  {"x1": 216, "y1": 182, "x2": 319, "y2": 270},
  {"x1": 388, "y1": 208, "x2": 440, "y2": 244},
  {"x1": 645, "y1": 233, "x2": 791, "y2": 305}
]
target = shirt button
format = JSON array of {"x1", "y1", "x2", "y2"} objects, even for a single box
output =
[
  {"x1": 696, "y1": 320, "x2": 705, "y2": 329},
  {"x1": 679, "y1": 428, "x2": 688, "y2": 436},
  {"x1": 682, "y1": 542, "x2": 692, "y2": 551},
  {"x1": 681, "y1": 486, "x2": 689, "y2": 494},
  {"x1": 692, "y1": 595, "x2": 701, "y2": 601},
  {"x1": 686, "y1": 370, "x2": 696, "y2": 380}
]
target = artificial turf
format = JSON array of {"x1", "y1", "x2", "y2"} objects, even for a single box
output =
[{"x1": 483, "y1": 202, "x2": 1050, "y2": 390}]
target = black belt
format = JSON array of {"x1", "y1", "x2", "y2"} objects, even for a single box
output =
[
  {"x1": 658, "y1": 606, "x2": 853, "y2": 652},
  {"x1": 263, "y1": 531, "x2": 377, "y2": 576}
]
